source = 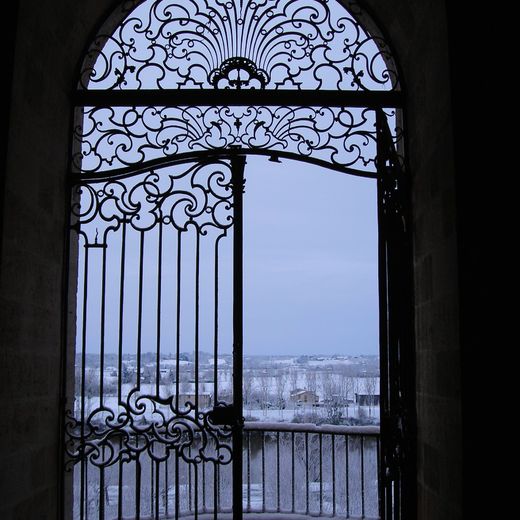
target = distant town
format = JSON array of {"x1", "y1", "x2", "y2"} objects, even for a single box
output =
[{"x1": 75, "y1": 352, "x2": 380, "y2": 426}]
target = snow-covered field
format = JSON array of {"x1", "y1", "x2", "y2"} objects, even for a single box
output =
[{"x1": 76, "y1": 375, "x2": 380, "y2": 426}]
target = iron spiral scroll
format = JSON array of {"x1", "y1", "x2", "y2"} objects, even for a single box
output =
[
  {"x1": 79, "y1": 0, "x2": 399, "y2": 92},
  {"x1": 74, "y1": 105, "x2": 403, "y2": 176},
  {"x1": 64, "y1": 391, "x2": 234, "y2": 471},
  {"x1": 70, "y1": 161, "x2": 235, "y2": 234}
]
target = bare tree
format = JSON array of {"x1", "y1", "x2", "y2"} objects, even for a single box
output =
[
  {"x1": 305, "y1": 370, "x2": 317, "y2": 395},
  {"x1": 353, "y1": 377, "x2": 361, "y2": 417},
  {"x1": 243, "y1": 370, "x2": 255, "y2": 412},
  {"x1": 364, "y1": 376, "x2": 378, "y2": 417},
  {"x1": 343, "y1": 375, "x2": 354, "y2": 417},
  {"x1": 289, "y1": 369, "x2": 298, "y2": 391},
  {"x1": 83, "y1": 368, "x2": 98, "y2": 416},
  {"x1": 340, "y1": 373, "x2": 355, "y2": 418},
  {"x1": 275, "y1": 370, "x2": 287, "y2": 419},
  {"x1": 258, "y1": 372, "x2": 270, "y2": 417},
  {"x1": 322, "y1": 372, "x2": 342, "y2": 424}
]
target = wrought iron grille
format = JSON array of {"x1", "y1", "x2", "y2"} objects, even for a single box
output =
[
  {"x1": 73, "y1": 104, "x2": 402, "y2": 177},
  {"x1": 78, "y1": 0, "x2": 400, "y2": 92},
  {"x1": 64, "y1": 1, "x2": 411, "y2": 520}
]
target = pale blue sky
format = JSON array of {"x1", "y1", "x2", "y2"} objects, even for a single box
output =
[
  {"x1": 243, "y1": 156, "x2": 379, "y2": 356},
  {"x1": 77, "y1": 155, "x2": 379, "y2": 359}
]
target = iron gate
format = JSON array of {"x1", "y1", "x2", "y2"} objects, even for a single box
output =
[
  {"x1": 65, "y1": 157, "x2": 245, "y2": 519},
  {"x1": 62, "y1": 1, "x2": 413, "y2": 519}
]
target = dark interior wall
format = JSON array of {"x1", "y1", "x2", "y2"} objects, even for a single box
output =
[
  {"x1": 0, "y1": 1, "x2": 461, "y2": 519},
  {"x1": 361, "y1": 1, "x2": 462, "y2": 519},
  {"x1": 0, "y1": 2, "x2": 115, "y2": 518}
]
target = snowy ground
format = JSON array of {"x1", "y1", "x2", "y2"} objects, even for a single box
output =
[{"x1": 77, "y1": 376, "x2": 380, "y2": 426}]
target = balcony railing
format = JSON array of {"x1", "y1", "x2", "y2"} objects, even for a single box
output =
[
  {"x1": 72, "y1": 423, "x2": 380, "y2": 519},
  {"x1": 242, "y1": 422, "x2": 380, "y2": 519}
]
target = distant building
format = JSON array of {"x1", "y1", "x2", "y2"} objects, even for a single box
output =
[{"x1": 290, "y1": 389, "x2": 319, "y2": 405}]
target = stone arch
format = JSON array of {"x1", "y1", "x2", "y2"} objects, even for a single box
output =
[
  {"x1": 65, "y1": 2, "x2": 412, "y2": 519},
  {"x1": 0, "y1": 2, "x2": 463, "y2": 520}
]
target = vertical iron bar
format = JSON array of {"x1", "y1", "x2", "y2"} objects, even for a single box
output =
[
  {"x1": 136, "y1": 440, "x2": 141, "y2": 520},
  {"x1": 117, "y1": 221, "x2": 126, "y2": 520},
  {"x1": 291, "y1": 432, "x2": 295, "y2": 514},
  {"x1": 247, "y1": 431, "x2": 251, "y2": 511},
  {"x1": 376, "y1": 436, "x2": 381, "y2": 520},
  {"x1": 194, "y1": 464, "x2": 199, "y2": 520},
  {"x1": 118, "y1": 438, "x2": 123, "y2": 520},
  {"x1": 189, "y1": 448, "x2": 192, "y2": 511},
  {"x1": 231, "y1": 156, "x2": 245, "y2": 520},
  {"x1": 150, "y1": 450, "x2": 154, "y2": 519},
  {"x1": 79, "y1": 245, "x2": 89, "y2": 520},
  {"x1": 305, "y1": 432, "x2": 309, "y2": 516},
  {"x1": 361, "y1": 436, "x2": 365, "y2": 519},
  {"x1": 175, "y1": 451, "x2": 180, "y2": 520},
  {"x1": 261, "y1": 431, "x2": 265, "y2": 512},
  {"x1": 155, "y1": 460, "x2": 160, "y2": 520},
  {"x1": 99, "y1": 235, "x2": 107, "y2": 408},
  {"x1": 99, "y1": 233, "x2": 108, "y2": 520},
  {"x1": 202, "y1": 461, "x2": 206, "y2": 512},
  {"x1": 276, "y1": 431, "x2": 280, "y2": 512},
  {"x1": 99, "y1": 466, "x2": 104, "y2": 520},
  {"x1": 319, "y1": 433, "x2": 323, "y2": 515},
  {"x1": 194, "y1": 232, "x2": 200, "y2": 413},
  {"x1": 176, "y1": 229, "x2": 182, "y2": 411},
  {"x1": 345, "y1": 435, "x2": 350, "y2": 518},
  {"x1": 85, "y1": 458, "x2": 88, "y2": 519},
  {"x1": 376, "y1": 109, "x2": 391, "y2": 520},
  {"x1": 332, "y1": 435, "x2": 336, "y2": 517},
  {"x1": 136, "y1": 231, "x2": 144, "y2": 391},
  {"x1": 213, "y1": 462, "x2": 217, "y2": 520},
  {"x1": 165, "y1": 453, "x2": 169, "y2": 518},
  {"x1": 156, "y1": 218, "x2": 163, "y2": 396},
  {"x1": 213, "y1": 234, "x2": 219, "y2": 403},
  {"x1": 117, "y1": 221, "x2": 126, "y2": 406},
  {"x1": 217, "y1": 463, "x2": 221, "y2": 514}
]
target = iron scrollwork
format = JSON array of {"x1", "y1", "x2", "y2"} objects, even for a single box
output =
[
  {"x1": 65, "y1": 390, "x2": 233, "y2": 470},
  {"x1": 68, "y1": 160, "x2": 236, "y2": 471},
  {"x1": 74, "y1": 105, "x2": 381, "y2": 175},
  {"x1": 71, "y1": 160, "x2": 234, "y2": 238},
  {"x1": 67, "y1": 2, "x2": 405, "y2": 516},
  {"x1": 79, "y1": 0, "x2": 399, "y2": 91}
]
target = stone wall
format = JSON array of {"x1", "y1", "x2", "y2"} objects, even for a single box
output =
[{"x1": 362, "y1": 1, "x2": 462, "y2": 518}]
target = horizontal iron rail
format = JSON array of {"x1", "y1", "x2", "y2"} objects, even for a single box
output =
[
  {"x1": 73, "y1": 89, "x2": 403, "y2": 108},
  {"x1": 243, "y1": 421, "x2": 380, "y2": 436},
  {"x1": 70, "y1": 149, "x2": 380, "y2": 183},
  {"x1": 72, "y1": 425, "x2": 380, "y2": 518}
]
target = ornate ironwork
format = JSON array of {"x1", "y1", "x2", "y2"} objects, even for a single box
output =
[
  {"x1": 66, "y1": 2, "x2": 407, "y2": 519},
  {"x1": 71, "y1": 161, "x2": 234, "y2": 234},
  {"x1": 65, "y1": 390, "x2": 233, "y2": 470},
  {"x1": 209, "y1": 57, "x2": 269, "y2": 89},
  {"x1": 74, "y1": 105, "x2": 386, "y2": 176},
  {"x1": 67, "y1": 160, "x2": 237, "y2": 489},
  {"x1": 79, "y1": 0, "x2": 399, "y2": 91}
]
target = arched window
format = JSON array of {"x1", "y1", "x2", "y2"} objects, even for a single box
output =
[{"x1": 64, "y1": 1, "x2": 413, "y2": 519}]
